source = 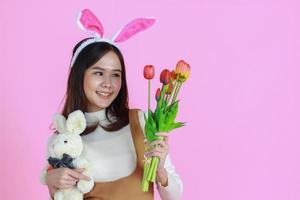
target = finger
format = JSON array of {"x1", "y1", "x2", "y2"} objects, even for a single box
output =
[
  {"x1": 147, "y1": 148, "x2": 164, "y2": 155},
  {"x1": 148, "y1": 151, "x2": 163, "y2": 158},
  {"x1": 57, "y1": 179, "x2": 77, "y2": 188},
  {"x1": 67, "y1": 169, "x2": 91, "y2": 181},
  {"x1": 144, "y1": 141, "x2": 150, "y2": 149},
  {"x1": 74, "y1": 168, "x2": 85, "y2": 173},
  {"x1": 146, "y1": 145, "x2": 169, "y2": 156},
  {"x1": 59, "y1": 183, "x2": 77, "y2": 189},
  {"x1": 164, "y1": 135, "x2": 169, "y2": 143},
  {"x1": 149, "y1": 145, "x2": 166, "y2": 153},
  {"x1": 149, "y1": 140, "x2": 168, "y2": 149},
  {"x1": 62, "y1": 176, "x2": 78, "y2": 182},
  {"x1": 64, "y1": 179, "x2": 78, "y2": 186},
  {"x1": 145, "y1": 148, "x2": 163, "y2": 157},
  {"x1": 150, "y1": 140, "x2": 167, "y2": 146}
]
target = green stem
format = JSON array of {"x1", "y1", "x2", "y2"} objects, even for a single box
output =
[
  {"x1": 151, "y1": 157, "x2": 159, "y2": 182},
  {"x1": 166, "y1": 94, "x2": 170, "y2": 105},
  {"x1": 172, "y1": 81, "x2": 182, "y2": 104},
  {"x1": 171, "y1": 81, "x2": 179, "y2": 104},
  {"x1": 142, "y1": 161, "x2": 150, "y2": 192},
  {"x1": 148, "y1": 80, "x2": 151, "y2": 116},
  {"x1": 167, "y1": 82, "x2": 174, "y2": 105},
  {"x1": 147, "y1": 157, "x2": 155, "y2": 181}
]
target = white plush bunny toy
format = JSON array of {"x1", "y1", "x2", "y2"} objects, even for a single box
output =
[{"x1": 41, "y1": 110, "x2": 94, "y2": 200}]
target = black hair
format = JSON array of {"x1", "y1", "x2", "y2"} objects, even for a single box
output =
[{"x1": 61, "y1": 38, "x2": 129, "y2": 133}]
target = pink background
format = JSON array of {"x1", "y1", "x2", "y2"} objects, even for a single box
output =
[{"x1": 1, "y1": 0, "x2": 300, "y2": 199}]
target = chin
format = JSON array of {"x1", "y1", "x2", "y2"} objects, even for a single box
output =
[{"x1": 97, "y1": 102, "x2": 113, "y2": 109}]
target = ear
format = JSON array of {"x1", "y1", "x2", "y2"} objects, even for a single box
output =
[
  {"x1": 66, "y1": 110, "x2": 87, "y2": 135},
  {"x1": 77, "y1": 8, "x2": 104, "y2": 38},
  {"x1": 112, "y1": 18, "x2": 155, "y2": 43},
  {"x1": 53, "y1": 114, "x2": 67, "y2": 133}
]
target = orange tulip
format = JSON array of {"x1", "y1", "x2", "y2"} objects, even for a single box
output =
[
  {"x1": 143, "y1": 65, "x2": 155, "y2": 80},
  {"x1": 170, "y1": 70, "x2": 177, "y2": 82},
  {"x1": 175, "y1": 60, "x2": 191, "y2": 82}
]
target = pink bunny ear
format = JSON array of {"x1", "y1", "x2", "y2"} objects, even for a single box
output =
[
  {"x1": 78, "y1": 9, "x2": 104, "y2": 37},
  {"x1": 112, "y1": 18, "x2": 155, "y2": 43}
]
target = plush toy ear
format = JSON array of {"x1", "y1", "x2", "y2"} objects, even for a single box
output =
[
  {"x1": 77, "y1": 8, "x2": 104, "y2": 38},
  {"x1": 66, "y1": 110, "x2": 87, "y2": 135},
  {"x1": 112, "y1": 18, "x2": 155, "y2": 43},
  {"x1": 53, "y1": 114, "x2": 67, "y2": 133}
]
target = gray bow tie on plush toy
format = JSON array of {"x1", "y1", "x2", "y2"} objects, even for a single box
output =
[{"x1": 48, "y1": 153, "x2": 75, "y2": 169}]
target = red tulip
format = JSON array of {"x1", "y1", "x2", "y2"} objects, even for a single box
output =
[
  {"x1": 175, "y1": 60, "x2": 191, "y2": 82},
  {"x1": 160, "y1": 69, "x2": 171, "y2": 85},
  {"x1": 155, "y1": 88, "x2": 161, "y2": 101},
  {"x1": 143, "y1": 65, "x2": 155, "y2": 80},
  {"x1": 170, "y1": 70, "x2": 178, "y2": 82}
]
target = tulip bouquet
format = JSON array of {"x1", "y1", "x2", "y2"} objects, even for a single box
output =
[{"x1": 142, "y1": 60, "x2": 191, "y2": 192}]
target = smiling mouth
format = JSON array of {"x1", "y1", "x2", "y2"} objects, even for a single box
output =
[{"x1": 96, "y1": 91, "x2": 112, "y2": 97}]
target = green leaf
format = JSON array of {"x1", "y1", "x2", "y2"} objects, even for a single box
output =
[
  {"x1": 171, "y1": 122, "x2": 185, "y2": 129},
  {"x1": 165, "y1": 101, "x2": 179, "y2": 127}
]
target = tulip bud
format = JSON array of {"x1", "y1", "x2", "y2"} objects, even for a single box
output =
[
  {"x1": 165, "y1": 83, "x2": 174, "y2": 95},
  {"x1": 175, "y1": 60, "x2": 191, "y2": 82},
  {"x1": 143, "y1": 65, "x2": 155, "y2": 80},
  {"x1": 160, "y1": 69, "x2": 171, "y2": 85},
  {"x1": 155, "y1": 88, "x2": 161, "y2": 101}
]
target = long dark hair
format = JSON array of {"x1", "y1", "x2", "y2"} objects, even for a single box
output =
[{"x1": 61, "y1": 38, "x2": 129, "y2": 133}]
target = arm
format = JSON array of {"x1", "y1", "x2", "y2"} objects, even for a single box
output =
[
  {"x1": 146, "y1": 135, "x2": 183, "y2": 200},
  {"x1": 156, "y1": 154, "x2": 183, "y2": 200},
  {"x1": 40, "y1": 135, "x2": 90, "y2": 198}
]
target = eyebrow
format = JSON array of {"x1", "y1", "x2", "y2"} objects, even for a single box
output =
[{"x1": 91, "y1": 66, "x2": 122, "y2": 72}]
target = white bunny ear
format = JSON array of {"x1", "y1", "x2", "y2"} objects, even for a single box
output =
[
  {"x1": 53, "y1": 114, "x2": 67, "y2": 133},
  {"x1": 112, "y1": 17, "x2": 155, "y2": 43},
  {"x1": 66, "y1": 110, "x2": 86, "y2": 135},
  {"x1": 77, "y1": 9, "x2": 104, "y2": 38}
]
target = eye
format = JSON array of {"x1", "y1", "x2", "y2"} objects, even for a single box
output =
[
  {"x1": 95, "y1": 71, "x2": 103, "y2": 76},
  {"x1": 112, "y1": 73, "x2": 121, "y2": 78},
  {"x1": 64, "y1": 140, "x2": 68, "y2": 144}
]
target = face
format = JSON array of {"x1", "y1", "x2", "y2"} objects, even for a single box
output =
[{"x1": 83, "y1": 51, "x2": 122, "y2": 112}]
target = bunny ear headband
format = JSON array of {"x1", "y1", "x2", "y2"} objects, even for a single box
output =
[{"x1": 70, "y1": 9, "x2": 156, "y2": 67}]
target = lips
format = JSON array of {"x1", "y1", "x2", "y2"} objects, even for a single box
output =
[{"x1": 96, "y1": 91, "x2": 112, "y2": 98}]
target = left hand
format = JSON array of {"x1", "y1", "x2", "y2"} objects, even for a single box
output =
[{"x1": 145, "y1": 132, "x2": 169, "y2": 186}]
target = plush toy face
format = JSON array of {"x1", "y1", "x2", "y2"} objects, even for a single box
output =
[
  {"x1": 49, "y1": 110, "x2": 87, "y2": 160},
  {"x1": 49, "y1": 133, "x2": 83, "y2": 159}
]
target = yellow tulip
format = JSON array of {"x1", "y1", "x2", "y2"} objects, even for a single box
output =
[{"x1": 175, "y1": 59, "x2": 191, "y2": 82}]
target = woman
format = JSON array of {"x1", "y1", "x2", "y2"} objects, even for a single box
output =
[{"x1": 43, "y1": 39, "x2": 183, "y2": 199}]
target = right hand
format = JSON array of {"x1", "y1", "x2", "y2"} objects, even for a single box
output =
[{"x1": 45, "y1": 168, "x2": 91, "y2": 196}]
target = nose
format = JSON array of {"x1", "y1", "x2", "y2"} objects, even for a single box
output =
[{"x1": 101, "y1": 75, "x2": 112, "y2": 89}]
